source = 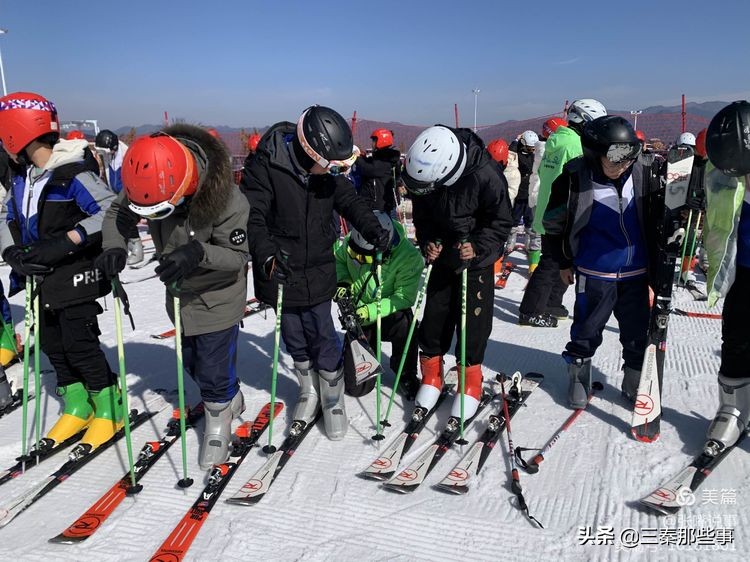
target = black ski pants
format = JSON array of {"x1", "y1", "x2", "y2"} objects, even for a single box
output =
[
  {"x1": 362, "y1": 309, "x2": 418, "y2": 377},
  {"x1": 419, "y1": 263, "x2": 494, "y2": 366},
  {"x1": 519, "y1": 236, "x2": 569, "y2": 315},
  {"x1": 563, "y1": 273, "x2": 650, "y2": 371},
  {"x1": 721, "y1": 265, "x2": 750, "y2": 378},
  {"x1": 39, "y1": 301, "x2": 115, "y2": 391}
]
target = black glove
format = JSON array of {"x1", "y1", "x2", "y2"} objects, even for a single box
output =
[
  {"x1": 263, "y1": 249, "x2": 292, "y2": 284},
  {"x1": 94, "y1": 247, "x2": 128, "y2": 280},
  {"x1": 155, "y1": 240, "x2": 204, "y2": 285},
  {"x1": 372, "y1": 227, "x2": 392, "y2": 258},
  {"x1": 23, "y1": 235, "x2": 78, "y2": 267},
  {"x1": 333, "y1": 283, "x2": 351, "y2": 303},
  {"x1": 2, "y1": 246, "x2": 53, "y2": 277}
]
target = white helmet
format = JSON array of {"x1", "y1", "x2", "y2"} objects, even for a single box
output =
[
  {"x1": 677, "y1": 132, "x2": 696, "y2": 146},
  {"x1": 403, "y1": 125, "x2": 467, "y2": 195},
  {"x1": 520, "y1": 130, "x2": 539, "y2": 149},
  {"x1": 566, "y1": 99, "x2": 607, "y2": 125},
  {"x1": 349, "y1": 211, "x2": 395, "y2": 257}
]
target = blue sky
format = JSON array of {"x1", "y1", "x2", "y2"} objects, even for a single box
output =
[{"x1": 1, "y1": 0, "x2": 748, "y2": 129}]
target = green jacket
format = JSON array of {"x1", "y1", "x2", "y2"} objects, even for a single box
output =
[
  {"x1": 335, "y1": 220, "x2": 424, "y2": 325},
  {"x1": 703, "y1": 163, "x2": 748, "y2": 307},
  {"x1": 533, "y1": 126, "x2": 582, "y2": 234}
]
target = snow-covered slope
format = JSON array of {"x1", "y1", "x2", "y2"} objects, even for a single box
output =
[{"x1": 0, "y1": 239, "x2": 745, "y2": 561}]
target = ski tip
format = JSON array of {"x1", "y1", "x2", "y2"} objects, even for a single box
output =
[
  {"x1": 434, "y1": 483, "x2": 468, "y2": 495},
  {"x1": 381, "y1": 483, "x2": 416, "y2": 495},
  {"x1": 630, "y1": 429, "x2": 660, "y2": 443},
  {"x1": 225, "y1": 496, "x2": 260, "y2": 507},
  {"x1": 48, "y1": 533, "x2": 85, "y2": 545},
  {"x1": 357, "y1": 471, "x2": 390, "y2": 482}
]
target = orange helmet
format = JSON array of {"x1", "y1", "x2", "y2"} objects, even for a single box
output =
[
  {"x1": 695, "y1": 128, "x2": 707, "y2": 159},
  {"x1": 66, "y1": 130, "x2": 86, "y2": 140},
  {"x1": 0, "y1": 91, "x2": 60, "y2": 154},
  {"x1": 122, "y1": 133, "x2": 199, "y2": 220},
  {"x1": 487, "y1": 138, "x2": 509, "y2": 165},
  {"x1": 542, "y1": 117, "x2": 567, "y2": 139},
  {"x1": 370, "y1": 128, "x2": 394, "y2": 150},
  {"x1": 247, "y1": 133, "x2": 261, "y2": 152}
]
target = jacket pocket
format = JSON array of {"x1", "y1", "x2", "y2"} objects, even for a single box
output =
[{"x1": 269, "y1": 217, "x2": 301, "y2": 239}]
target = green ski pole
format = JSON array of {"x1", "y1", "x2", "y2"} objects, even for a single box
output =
[
  {"x1": 372, "y1": 254, "x2": 385, "y2": 441},
  {"x1": 263, "y1": 281, "x2": 284, "y2": 454},
  {"x1": 382, "y1": 263, "x2": 432, "y2": 427},
  {"x1": 173, "y1": 288, "x2": 193, "y2": 488},
  {"x1": 112, "y1": 277, "x2": 141, "y2": 493},
  {"x1": 20, "y1": 277, "x2": 33, "y2": 463}
]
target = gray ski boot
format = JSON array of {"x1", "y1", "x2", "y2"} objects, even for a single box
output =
[
  {"x1": 0, "y1": 366, "x2": 13, "y2": 410},
  {"x1": 127, "y1": 237, "x2": 144, "y2": 266},
  {"x1": 621, "y1": 365, "x2": 641, "y2": 403},
  {"x1": 318, "y1": 366, "x2": 348, "y2": 440},
  {"x1": 705, "y1": 374, "x2": 750, "y2": 456},
  {"x1": 199, "y1": 391, "x2": 245, "y2": 470},
  {"x1": 292, "y1": 360, "x2": 320, "y2": 423},
  {"x1": 568, "y1": 358, "x2": 592, "y2": 409}
]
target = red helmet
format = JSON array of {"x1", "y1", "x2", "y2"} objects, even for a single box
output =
[
  {"x1": 66, "y1": 130, "x2": 86, "y2": 140},
  {"x1": 247, "y1": 133, "x2": 261, "y2": 152},
  {"x1": 122, "y1": 133, "x2": 199, "y2": 219},
  {"x1": 487, "y1": 138, "x2": 509, "y2": 165},
  {"x1": 0, "y1": 92, "x2": 60, "y2": 154},
  {"x1": 542, "y1": 117, "x2": 567, "y2": 139},
  {"x1": 635, "y1": 130, "x2": 646, "y2": 144},
  {"x1": 370, "y1": 128, "x2": 394, "y2": 150},
  {"x1": 695, "y1": 128, "x2": 707, "y2": 159},
  {"x1": 207, "y1": 128, "x2": 220, "y2": 139}
]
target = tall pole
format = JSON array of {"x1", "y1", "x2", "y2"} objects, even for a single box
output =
[
  {"x1": 0, "y1": 29, "x2": 9, "y2": 96},
  {"x1": 630, "y1": 110, "x2": 642, "y2": 130},
  {"x1": 681, "y1": 94, "x2": 686, "y2": 133},
  {"x1": 472, "y1": 89, "x2": 480, "y2": 132},
  {"x1": 351, "y1": 110, "x2": 357, "y2": 137},
  {"x1": 454, "y1": 103, "x2": 459, "y2": 128}
]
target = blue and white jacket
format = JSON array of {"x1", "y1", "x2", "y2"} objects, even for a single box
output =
[
  {"x1": 106, "y1": 140, "x2": 128, "y2": 193},
  {"x1": 544, "y1": 155, "x2": 662, "y2": 281},
  {"x1": 0, "y1": 139, "x2": 115, "y2": 308}
]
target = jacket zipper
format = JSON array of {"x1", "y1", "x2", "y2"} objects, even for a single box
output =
[{"x1": 618, "y1": 189, "x2": 633, "y2": 274}]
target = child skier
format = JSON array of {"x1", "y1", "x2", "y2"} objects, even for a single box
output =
[
  {"x1": 403, "y1": 125, "x2": 512, "y2": 419},
  {"x1": 0, "y1": 91, "x2": 117, "y2": 451},
  {"x1": 334, "y1": 210, "x2": 424, "y2": 400},
  {"x1": 96, "y1": 125, "x2": 250, "y2": 469},
  {"x1": 543, "y1": 115, "x2": 661, "y2": 407},
  {"x1": 701, "y1": 101, "x2": 750, "y2": 455},
  {"x1": 241, "y1": 105, "x2": 389, "y2": 441}
]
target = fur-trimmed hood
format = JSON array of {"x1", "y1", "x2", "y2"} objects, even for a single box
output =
[{"x1": 163, "y1": 123, "x2": 233, "y2": 229}]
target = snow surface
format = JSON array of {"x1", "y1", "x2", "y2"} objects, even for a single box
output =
[{"x1": 0, "y1": 235, "x2": 747, "y2": 562}]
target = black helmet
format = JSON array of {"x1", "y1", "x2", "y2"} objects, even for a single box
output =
[
  {"x1": 95, "y1": 129, "x2": 119, "y2": 151},
  {"x1": 706, "y1": 101, "x2": 750, "y2": 177},
  {"x1": 296, "y1": 105, "x2": 353, "y2": 165},
  {"x1": 582, "y1": 116, "x2": 641, "y2": 163}
]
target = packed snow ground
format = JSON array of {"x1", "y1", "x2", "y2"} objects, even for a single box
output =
[{"x1": 0, "y1": 235, "x2": 746, "y2": 562}]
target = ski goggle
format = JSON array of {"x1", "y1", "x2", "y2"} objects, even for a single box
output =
[
  {"x1": 606, "y1": 143, "x2": 641, "y2": 164},
  {"x1": 347, "y1": 245, "x2": 375, "y2": 264},
  {"x1": 128, "y1": 197, "x2": 184, "y2": 220}
]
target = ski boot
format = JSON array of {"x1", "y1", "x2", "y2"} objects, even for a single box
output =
[
  {"x1": 318, "y1": 366, "x2": 348, "y2": 440},
  {"x1": 450, "y1": 364, "x2": 483, "y2": 419},
  {"x1": 567, "y1": 357, "x2": 592, "y2": 409},
  {"x1": 705, "y1": 374, "x2": 750, "y2": 456},
  {"x1": 200, "y1": 391, "x2": 245, "y2": 470},
  {"x1": 0, "y1": 365, "x2": 13, "y2": 410},
  {"x1": 44, "y1": 382, "x2": 94, "y2": 449},
  {"x1": 127, "y1": 237, "x2": 144, "y2": 266},
  {"x1": 545, "y1": 305, "x2": 569, "y2": 319},
  {"x1": 518, "y1": 312, "x2": 558, "y2": 328},
  {"x1": 398, "y1": 372, "x2": 421, "y2": 402},
  {"x1": 621, "y1": 365, "x2": 641, "y2": 404},
  {"x1": 415, "y1": 355, "x2": 444, "y2": 411},
  {"x1": 80, "y1": 384, "x2": 124, "y2": 450},
  {"x1": 292, "y1": 360, "x2": 320, "y2": 423}
]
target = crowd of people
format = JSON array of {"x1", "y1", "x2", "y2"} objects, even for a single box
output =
[{"x1": 0, "y1": 90, "x2": 747, "y2": 468}]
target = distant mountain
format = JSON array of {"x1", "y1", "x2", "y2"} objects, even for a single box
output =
[{"x1": 113, "y1": 100, "x2": 731, "y2": 158}]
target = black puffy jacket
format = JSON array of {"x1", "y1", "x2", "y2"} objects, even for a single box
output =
[
  {"x1": 354, "y1": 147, "x2": 401, "y2": 212},
  {"x1": 242, "y1": 122, "x2": 383, "y2": 307},
  {"x1": 411, "y1": 127, "x2": 513, "y2": 271},
  {"x1": 515, "y1": 149, "x2": 535, "y2": 200}
]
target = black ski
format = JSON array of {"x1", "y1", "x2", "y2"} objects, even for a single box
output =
[
  {"x1": 49, "y1": 404, "x2": 206, "y2": 544},
  {"x1": 149, "y1": 402, "x2": 282, "y2": 561},
  {"x1": 640, "y1": 432, "x2": 747, "y2": 515},
  {"x1": 0, "y1": 409, "x2": 156, "y2": 528},
  {"x1": 225, "y1": 411, "x2": 323, "y2": 506},
  {"x1": 382, "y1": 390, "x2": 496, "y2": 493},
  {"x1": 358, "y1": 384, "x2": 454, "y2": 481},
  {"x1": 435, "y1": 373, "x2": 543, "y2": 494}
]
